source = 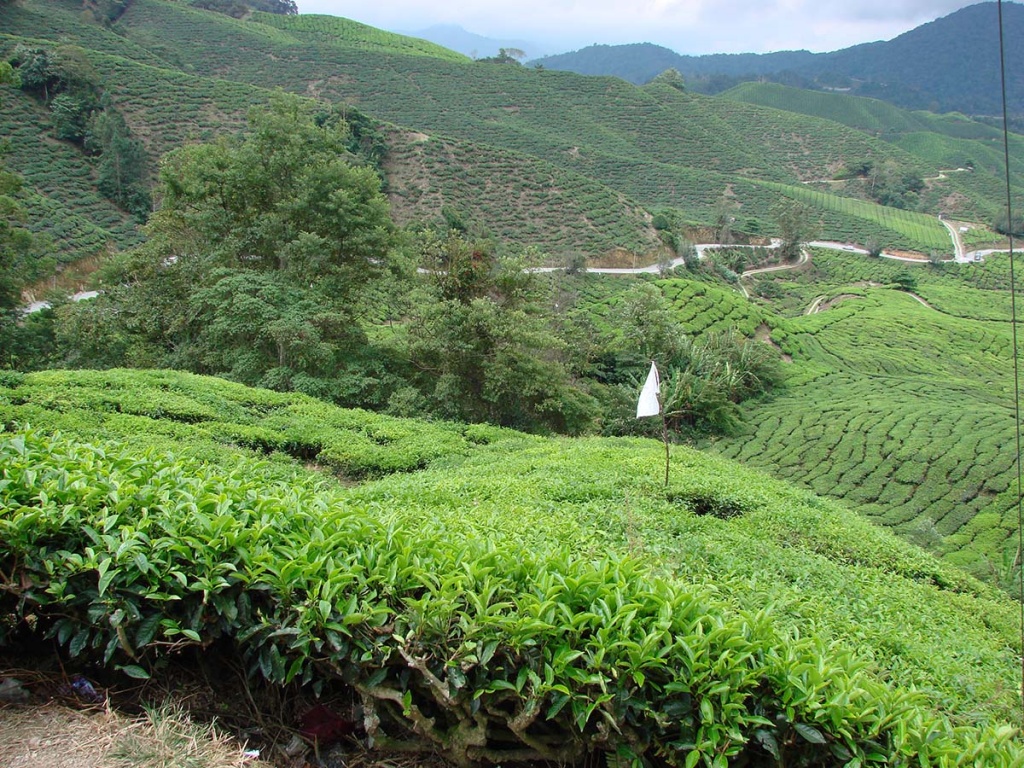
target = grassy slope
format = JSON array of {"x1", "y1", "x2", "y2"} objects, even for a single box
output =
[
  {"x1": 550, "y1": 255, "x2": 1020, "y2": 586},
  {"x1": 250, "y1": 11, "x2": 470, "y2": 61},
  {"x1": 119, "y1": 0, "x2": 950, "y2": 248},
  {"x1": 383, "y1": 129, "x2": 663, "y2": 256},
  {"x1": 720, "y1": 82, "x2": 1000, "y2": 140},
  {"x1": 0, "y1": 366, "x2": 1019, "y2": 732}
]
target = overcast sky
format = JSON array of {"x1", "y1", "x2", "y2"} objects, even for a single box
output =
[{"x1": 295, "y1": 0, "x2": 988, "y2": 56}]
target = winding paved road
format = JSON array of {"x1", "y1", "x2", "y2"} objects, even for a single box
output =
[
  {"x1": 23, "y1": 219, "x2": 1009, "y2": 314},
  {"x1": 939, "y1": 218, "x2": 966, "y2": 262}
]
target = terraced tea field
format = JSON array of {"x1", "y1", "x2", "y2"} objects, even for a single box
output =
[
  {"x1": 723, "y1": 82, "x2": 1024, "y2": 224},
  {"x1": 0, "y1": 90, "x2": 142, "y2": 261},
  {"x1": 713, "y1": 251, "x2": 1021, "y2": 581},
  {"x1": 1, "y1": 368, "x2": 1022, "y2": 740},
  {"x1": 385, "y1": 132, "x2": 661, "y2": 255}
]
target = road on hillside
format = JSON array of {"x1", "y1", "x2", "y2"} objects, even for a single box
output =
[
  {"x1": 939, "y1": 217, "x2": 966, "y2": 262},
  {"x1": 23, "y1": 231, "x2": 1006, "y2": 314},
  {"x1": 736, "y1": 248, "x2": 810, "y2": 298},
  {"x1": 21, "y1": 291, "x2": 99, "y2": 314}
]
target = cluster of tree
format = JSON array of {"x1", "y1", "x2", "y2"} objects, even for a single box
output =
[
  {"x1": 9, "y1": 45, "x2": 151, "y2": 219},
  {"x1": 82, "y1": 0, "x2": 132, "y2": 25},
  {"x1": 773, "y1": 199, "x2": 819, "y2": 260},
  {"x1": 337, "y1": 105, "x2": 389, "y2": 177},
  {"x1": 649, "y1": 68, "x2": 686, "y2": 92},
  {"x1": 834, "y1": 158, "x2": 925, "y2": 210},
  {"x1": 20, "y1": 95, "x2": 782, "y2": 439},
  {"x1": 476, "y1": 48, "x2": 526, "y2": 65},
  {"x1": 593, "y1": 283, "x2": 783, "y2": 437},
  {"x1": 994, "y1": 209, "x2": 1024, "y2": 238},
  {"x1": 58, "y1": 95, "x2": 397, "y2": 403}
]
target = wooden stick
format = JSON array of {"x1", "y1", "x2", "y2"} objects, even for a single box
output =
[{"x1": 661, "y1": 409, "x2": 670, "y2": 486}]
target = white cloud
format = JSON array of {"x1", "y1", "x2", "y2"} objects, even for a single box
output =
[{"x1": 295, "y1": 0, "x2": 986, "y2": 54}]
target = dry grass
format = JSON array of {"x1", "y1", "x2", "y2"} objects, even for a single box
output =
[{"x1": 0, "y1": 701, "x2": 272, "y2": 768}]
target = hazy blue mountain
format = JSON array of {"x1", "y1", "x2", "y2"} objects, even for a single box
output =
[
  {"x1": 810, "y1": 1, "x2": 1024, "y2": 115},
  {"x1": 530, "y1": 2, "x2": 1024, "y2": 115},
  {"x1": 398, "y1": 24, "x2": 544, "y2": 60}
]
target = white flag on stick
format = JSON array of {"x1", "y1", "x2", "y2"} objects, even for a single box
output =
[{"x1": 636, "y1": 361, "x2": 661, "y2": 418}]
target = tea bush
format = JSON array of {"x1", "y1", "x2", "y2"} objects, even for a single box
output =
[{"x1": 2, "y1": 424, "x2": 1022, "y2": 766}]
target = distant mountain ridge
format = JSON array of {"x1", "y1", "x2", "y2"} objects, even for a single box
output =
[
  {"x1": 398, "y1": 23, "x2": 544, "y2": 60},
  {"x1": 531, "y1": 2, "x2": 1024, "y2": 116},
  {"x1": 530, "y1": 43, "x2": 816, "y2": 85}
]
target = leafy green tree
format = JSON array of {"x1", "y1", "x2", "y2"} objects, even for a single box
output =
[
  {"x1": 191, "y1": 0, "x2": 249, "y2": 16},
  {"x1": 87, "y1": 106, "x2": 151, "y2": 218},
  {"x1": 153, "y1": 95, "x2": 392, "y2": 282},
  {"x1": 0, "y1": 61, "x2": 15, "y2": 89},
  {"x1": 868, "y1": 160, "x2": 924, "y2": 209},
  {"x1": 651, "y1": 67, "x2": 686, "y2": 91},
  {"x1": 661, "y1": 367, "x2": 742, "y2": 435},
  {"x1": 677, "y1": 329, "x2": 782, "y2": 403},
  {"x1": 994, "y1": 209, "x2": 1024, "y2": 237},
  {"x1": 601, "y1": 288, "x2": 782, "y2": 438},
  {"x1": 0, "y1": 160, "x2": 30, "y2": 319},
  {"x1": 83, "y1": 0, "x2": 131, "y2": 25},
  {"x1": 9, "y1": 46, "x2": 59, "y2": 100},
  {"x1": 58, "y1": 94, "x2": 398, "y2": 401},
  {"x1": 50, "y1": 90, "x2": 99, "y2": 143},
  {"x1": 892, "y1": 270, "x2": 918, "y2": 292},
  {"x1": 773, "y1": 199, "x2": 817, "y2": 261},
  {"x1": 612, "y1": 282, "x2": 684, "y2": 364},
  {"x1": 11, "y1": 44, "x2": 99, "y2": 104},
  {"x1": 195, "y1": 0, "x2": 297, "y2": 14},
  {"x1": 657, "y1": 331, "x2": 782, "y2": 436},
  {"x1": 251, "y1": 0, "x2": 298, "y2": 13},
  {"x1": 477, "y1": 48, "x2": 525, "y2": 65},
  {"x1": 713, "y1": 193, "x2": 739, "y2": 245},
  {"x1": 406, "y1": 233, "x2": 598, "y2": 433},
  {"x1": 676, "y1": 237, "x2": 698, "y2": 270},
  {"x1": 10, "y1": 45, "x2": 149, "y2": 217},
  {"x1": 834, "y1": 158, "x2": 873, "y2": 180}
]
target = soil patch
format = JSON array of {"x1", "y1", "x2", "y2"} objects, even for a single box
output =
[
  {"x1": 587, "y1": 248, "x2": 651, "y2": 269},
  {"x1": 754, "y1": 323, "x2": 792, "y2": 363}
]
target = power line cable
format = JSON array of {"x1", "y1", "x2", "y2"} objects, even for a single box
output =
[{"x1": 995, "y1": 0, "x2": 1024, "y2": 721}]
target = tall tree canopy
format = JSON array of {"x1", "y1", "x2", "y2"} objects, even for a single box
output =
[
  {"x1": 61, "y1": 94, "x2": 397, "y2": 400},
  {"x1": 402, "y1": 233, "x2": 599, "y2": 434}
]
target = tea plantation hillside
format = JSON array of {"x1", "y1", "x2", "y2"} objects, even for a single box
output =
[
  {"x1": 722, "y1": 82, "x2": 1024, "y2": 225},
  {"x1": 0, "y1": 89, "x2": 143, "y2": 265},
  {"x1": 0, "y1": 0, "x2": 1009, "y2": 266},
  {"x1": 1, "y1": 368, "x2": 1022, "y2": 766},
  {"x1": 721, "y1": 83, "x2": 1005, "y2": 142},
  {"x1": 708, "y1": 249, "x2": 1022, "y2": 583}
]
